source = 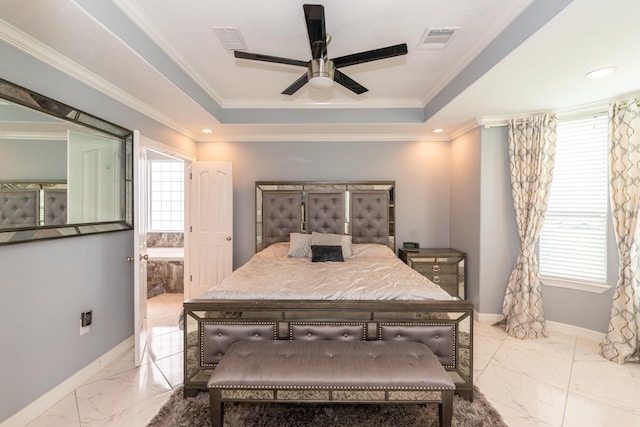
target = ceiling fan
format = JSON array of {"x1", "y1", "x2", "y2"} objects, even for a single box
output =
[{"x1": 233, "y1": 4, "x2": 408, "y2": 95}]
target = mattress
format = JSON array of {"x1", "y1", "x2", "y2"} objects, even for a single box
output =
[{"x1": 199, "y1": 242, "x2": 453, "y2": 301}]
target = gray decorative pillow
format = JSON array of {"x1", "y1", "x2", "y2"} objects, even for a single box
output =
[
  {"x1": 288, "y1": 232, "x2": 312, "y2": 258},
  {"x1": 311, "y1": 245, "x2": 344, "y2": 262},
  {"x1": 311, "y1": 232, "x2": 353, "y2": 258}
]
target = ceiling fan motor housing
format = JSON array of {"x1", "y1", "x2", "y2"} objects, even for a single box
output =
[{"x1": 308, "y1": 58, "x2": 335, "y2": 88}]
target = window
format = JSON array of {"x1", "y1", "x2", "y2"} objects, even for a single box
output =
[
  {"x1": 539, "y1": 114, "x2": 609, "y2": 287},
  {"x1": 149, "y1": 160, "x2": 184, "y2": 231}
]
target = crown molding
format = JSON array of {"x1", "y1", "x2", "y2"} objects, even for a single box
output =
[
  {"x1": 0, "y1": 18, "x2": 196, "y2": 139},
  {"x1": 0, "y1": 131, "x2": 66, "y2": 140},
  {"x1": 447, "y1": 119, "x2": 482, "y2": 139},
  {"x1": 475, "y1": 97, "x2": 622, "y2": 129},
  {"x1": 197, "y1": 131, "x2": 450, "y2": 143},
  {"x1": 111, "y1": 0, "x2": 225, "y2": 109}
]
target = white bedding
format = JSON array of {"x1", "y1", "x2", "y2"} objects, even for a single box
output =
[{"x1": 200, "y1": 242, "x2": 453, "y2": 301}]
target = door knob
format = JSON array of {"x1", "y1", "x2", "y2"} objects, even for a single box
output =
[
  {"x1": 140, "y1": 254, "x2": 149, "y2": 261},
  {"x1": 226, "y1": 236, "x2": 232, "y2": 241},
  {"x1": 127, "y1": 256, "x2": 134, "y2": 262}
]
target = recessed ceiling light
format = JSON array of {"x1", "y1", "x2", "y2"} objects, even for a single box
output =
[
  {"x1": 585, "y1": 66, "x2": 617, "y2": 79},
  {"x1": 201, "y1": 128, "x2": 213, "y2": 134},
  {"x1": 432, "y1": 128, "x2": 444, "y2": 133}
]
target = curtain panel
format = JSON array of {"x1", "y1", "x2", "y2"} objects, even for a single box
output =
[
  {"x1": 600, "y1": 98, "x2": 640, "y2": 363},
  {"x1": 497, "y1": 114, "x2": 557, "y2": 339}
]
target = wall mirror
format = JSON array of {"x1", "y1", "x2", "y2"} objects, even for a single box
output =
[{"x1": 0, "y1": 78, "x2": 133, "y2": 245}]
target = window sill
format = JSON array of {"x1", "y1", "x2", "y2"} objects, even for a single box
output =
[{"x1": 541, "y1": 277, "x2": 610, "y2": 294}]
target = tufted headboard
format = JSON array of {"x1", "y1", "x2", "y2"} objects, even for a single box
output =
[
  {"x1": 0, "y1": 190, "x2": 39, "y2": 227},
  {"x1": 256, "y1": 181, "x2": 394, "y2": 251},
  {"x1": 43, "y1": 189, "x2": 67, "y2": 225},
  {"x1": 0, "y1": 183, "x2": 67, "y2": 228}
]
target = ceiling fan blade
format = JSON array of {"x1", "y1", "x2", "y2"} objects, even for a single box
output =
[
  {"x1": 334, "y1": 70, "x2": 368, "y2": 95},
  {"x1": 281, "y1": 73, "x2": 309, "y2": 95},
  {"x1": 332, "y1": 43, "x2": 408, "y2": 68},
  {"x1": 234, "y1": 50, "x2": 308, "y2": 67},
  {"x1": 303, "y1": 4, "x2": 327, "y2": 59}
]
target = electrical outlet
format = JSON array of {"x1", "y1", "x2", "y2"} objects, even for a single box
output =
[
  {"x1": 80, "y1": 310, "x2": 93, "y2": 327},
  {"x1": 80, "y1": 310, "x2": 92, "y2": 335},
  {"x1": 81, "y1": 310, "x2": 92, "y2": 327}
]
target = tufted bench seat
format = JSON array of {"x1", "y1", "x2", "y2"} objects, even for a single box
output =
[{"x1": 208, "y1": 340, "x2": 455, "y2": 427}]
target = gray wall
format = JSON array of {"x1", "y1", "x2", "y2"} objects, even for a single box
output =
[
  {"x1": 449, "y1": 128, "x2": 482, "y2": 307},
  {"x1": 196, "y1": 140, "x2": 452, "y2": 267},
  {"x1": 478, "y1": 127, "x2": 520, "y2": 314},
  {"x1": 0, "y1": 232, "x2": 134, "y2": 422},
  {"x1": 0, "y1": 139, "x2": 66, "y2": 181},
  {"x1": 0, "y1": 40, "x2": 196, "y2": 422}
]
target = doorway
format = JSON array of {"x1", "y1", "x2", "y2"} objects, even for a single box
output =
[
  {"x1": 145, "y1": 149, "x2": 186, "y2": 300},
  {"x1": 134, "y1": 135, "x2": 193, "y2": 367},
  {"x1": 133, "y1": 138, "x2": 232, "y2": 365}
]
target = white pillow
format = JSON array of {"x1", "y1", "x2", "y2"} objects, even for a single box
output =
[
  {"x1": 311, "y1": 232, "x2": 353, "y2": 258},
  {"x1": 288, "y1": 233, "x2": 312, "y2": 258}
]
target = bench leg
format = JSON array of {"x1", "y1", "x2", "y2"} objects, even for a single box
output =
[
  {"x1": 455, "y1": 388, "x2": 473, "y2": 401},
  {"x1": 210, "y1": 389, "x2": 223, "y2": 427},
  {"x1": 183, "y1": 388, "x2": 198, "y2": 398},
  {"x1": 439, "y1": 389, "x2": 454, "y2": 427}
]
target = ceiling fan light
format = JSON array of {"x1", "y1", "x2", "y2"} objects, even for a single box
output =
[
  {"x1": 308, "y1": 58, "x2": 335, "y2": 89},
  {"x1": 309, "y1": 76, "x2": 333, "y2": 89}
]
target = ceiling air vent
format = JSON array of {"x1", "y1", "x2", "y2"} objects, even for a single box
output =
[
  {"x1": 418, "y1": 27, "x2": 459, "y2": 50},
  {"x1": 213, "y1": 27, "x2": 247, "y2": 51}
]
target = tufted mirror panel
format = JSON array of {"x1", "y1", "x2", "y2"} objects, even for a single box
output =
[{"x1": 256, "y1": 181, "x2": 394, "y2": 252}]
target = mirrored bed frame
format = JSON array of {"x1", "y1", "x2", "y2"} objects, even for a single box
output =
[{"x1": 182, "y1": 181, "x2": 474, "y2": 400}]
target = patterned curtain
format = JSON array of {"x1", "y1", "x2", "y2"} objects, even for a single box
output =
[
  {"x1": 600, "y1": 98, "x2": 640, "y2": 363},
  {"x1": 497, "y1": 114, "x2": 557, "y2": 339}
]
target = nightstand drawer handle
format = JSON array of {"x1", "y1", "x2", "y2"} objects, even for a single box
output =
[
  {"x1": 432, "y1": 265, "x2": 441, "y2": 272},
  {"x1": 432, "y1": 275, "x2": 441, "y2": 283}
]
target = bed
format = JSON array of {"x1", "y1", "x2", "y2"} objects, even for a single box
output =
[{"x1": 183, "y1": 181, "x2": 474, "y2": 399}]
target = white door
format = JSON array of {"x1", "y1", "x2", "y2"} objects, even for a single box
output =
[
  {"x1": 133, "y1": 131, "x2": 148, "y2": 367},
  {"x1": 189, "y1": 162, "x2": 233, "y2": 298},
  {"x1": 67, "y1": 130, "x2": 121, "y2": 223}
]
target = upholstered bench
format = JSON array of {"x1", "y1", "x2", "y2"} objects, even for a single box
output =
[{"x1": 208, "y1": 340, "x2": 455, "y2": 427}]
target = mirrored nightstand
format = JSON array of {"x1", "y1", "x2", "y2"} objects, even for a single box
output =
[{"x1": 399, "y1": 248, "x2": 466, "y2": 299}]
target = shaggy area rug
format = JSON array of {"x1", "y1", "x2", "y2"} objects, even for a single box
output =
[{"x1": 147, "y1": 387, "x2": 506, "y2": 427}]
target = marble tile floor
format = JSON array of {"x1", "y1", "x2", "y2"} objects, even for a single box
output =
[
  {"x1": 25, "y1": 293, "x2": 184, "y2": 427},
  {"x1": 26, "y1": 294, "x2": 640, "y2": 427},
  {"x1": 474, "y1": 322, "x2": 640, "y2": 426}
]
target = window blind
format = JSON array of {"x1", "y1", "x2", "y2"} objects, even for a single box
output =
[{"x1": 539, "y1": 114, "x2": 608, "y2": 284}]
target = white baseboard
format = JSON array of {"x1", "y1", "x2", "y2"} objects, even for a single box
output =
[
  {"x1": 475, "y1": 311, "x2": 502, "y2": 324},
  {"x1": 545, "y1": 319, "x2": 605, "y2": 342},
  {"x1": 2, "y1": 336, "x2": 134, "y2": 427},
  {"x1": 474, "y1": 310, "x2": 605, "y2": 342}
]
